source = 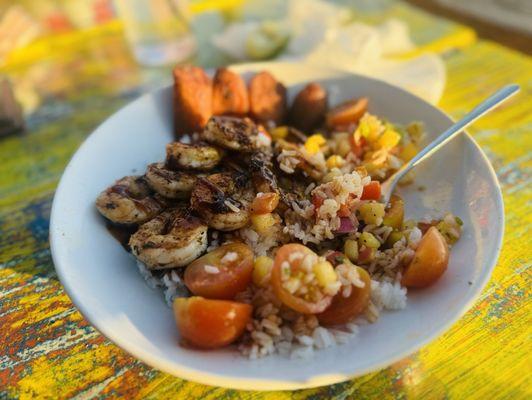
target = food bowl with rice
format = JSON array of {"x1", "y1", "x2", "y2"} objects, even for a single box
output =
[{"x1": 50, "y1": 62, "x2": 504, "y2": 390}]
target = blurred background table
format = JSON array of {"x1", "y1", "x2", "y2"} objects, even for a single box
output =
[{"x1": 0, "y1": 0, "x2": 530, "y2": 398}]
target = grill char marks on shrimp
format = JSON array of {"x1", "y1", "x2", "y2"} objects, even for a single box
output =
[
  {"x1": 249, "y1": 150, "x2": 279, "y2": 194},
  {"x1": 129, "y1": 207, "x2": 208, "y2": 269},
  {"x1": 145, "y1": 162, "x2": 198, "y2": 199},
  {"x1": 190, "y1": 172, "x2": 254, "y2": 231},
  {"x1": 165, "y1": 141, "x2": 223, "y2": 171},
  {"x1": 96, "y1": 176, "x2": 163, "y2": 225},
  {"x1": 202, "y1": 116, "x2": 259, "y2": 152}
]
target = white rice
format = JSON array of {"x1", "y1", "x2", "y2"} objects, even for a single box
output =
[
  {"x1": 224, "y1": 200, "x2": 241, "y2": 213},
  {"x1": 366, "y1": 235, "x2": 414, "y2": 281},
  {"x1": 238, "y1": 227, "x2": 281, "y2": 256},
  {"x1": 136, "y1": 259, "x2": 188, "y2": 306},
  {"x1": 277, "y1": 149, "x2": 300, "y2": 174},
  {"x1": 371, "y1": 280, "x2": 408, "y2": 311},
  {"x1": 406, "y1": 226, "x2": 422, "y2": 248},
  {"x1": 204, "y1": 265, "x2": 220, "y2": 274},
  {"x1": 237, "y1": 282, "x2": 365, "y2": 360},
  {"x1": 221, "y1": 251, "x2": 238, "y2": 264}
]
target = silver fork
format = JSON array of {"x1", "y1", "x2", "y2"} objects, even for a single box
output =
[{"x1": 380, "y1": 84, "x2": 520, "y2": 205}]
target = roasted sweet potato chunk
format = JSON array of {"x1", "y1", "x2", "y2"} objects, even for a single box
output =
[
  {"x1": 248, "y1": 71, "x2": 287, "y2": 126},
  {"x1": 289, "y1": 83, "x2": 328, "y2": 132},
  {"x1": 212, "y1": 68, "x2": 249, "y2": 116},
  {"x1": 173, "y1": 66, "x2": 212, "y2": 136}
]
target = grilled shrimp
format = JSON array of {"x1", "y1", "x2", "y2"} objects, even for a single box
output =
[
  {"x1": 96, "y1": 176, "x2": 163, "y2": 225},
  {"x1": 201, "y1": 116, "x2": 258, "y2": 152},
  {"x1": 190, "y1": 172, "x2": 254, "y2": 231},
  {"x1": 166, "y1": 141, "x2": 223, "y2": 171},
  {"x1": 130, "y1": 208, "x2": 208, "y2": 269},
  {"x1": 145, "y1": 162, "x2": 198, "y2": 199},
  {"x1": 249, "y1": 150, "x2": 279, "y2": 194}
]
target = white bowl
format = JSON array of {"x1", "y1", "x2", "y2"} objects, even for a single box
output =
[{"x1": 50, "y1": 62, "x2": 503, "y2": 390}]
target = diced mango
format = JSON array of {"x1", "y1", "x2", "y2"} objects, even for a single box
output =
[
  {"x1": 251, "y1": 192, "x2": 280, "y2": 215},
  {"x1": 304, "y1": 134, "x2": 326, "y2": 154},
  {"x1": 356, "y1": 113, "x2": 384, "y2": 142},
  {"x1": 382, "y1": 195, "x2": 404, "y2": 229},
  {"x1": 386, "y1": 231, "x2": 404, "y2": 247},
  {"x1": 378, "y1": 129, "x2": 401, "y2": 149},
  {"x1": 358, "y1": 202, "x2": 385, "y2": 225},
  {"x1": 313, "y1": 261, "x2": 337, "y2": 287},
  {"x1": 326, "y1": 155, "x2": 344, "y2": 169},
  {"x1": 253, "y1": 256, "x2": 274, "y2": 286},
  {"x1": 344, "y1": 239, "x2": 359, "y2": 262},
  {"x1": 359, "y1": 232, "x2": 380, "y2": 249},
  {"x1": 270, "y1": 126, "x2": 289, "y2": 140},
  {"x1": 251, "y1": 213, "x2": 276, "y2": 235},
  {"x1": 400, "y1": 142, "x2": 418, "y2": 161}
]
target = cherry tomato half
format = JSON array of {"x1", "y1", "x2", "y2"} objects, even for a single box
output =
[
  {"x1": 173, "y1": 297, "x2": 252, "y2": 349},
  {"x1": 401, "y1": 227, "x2": 449, "y2": 288},
  {"x1": 318, "y1": 266, "x2": 371, "y2": 326},
  {"x1": 184, "y1": 242, "x2": 253, "y2": 300},
  {"x1": 326, "y1": 98, "x2": 368, "y2": 129},
  {"x1": 271, "y1": 244, "x2": 333, "y2": 314}
]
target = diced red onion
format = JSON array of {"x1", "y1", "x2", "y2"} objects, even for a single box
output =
[{"x1": 336, "y1": 217, "x2": 356, "y2": 233}]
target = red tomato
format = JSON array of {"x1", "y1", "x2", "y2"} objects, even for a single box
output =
[
  {"x1": 271, "y1": 244, "x2": 332, "y2": 314},
  {"x1": 317, "y1": 267, "x2": 371, "y2": 326},
  {"x1": 402, "y1": 227, "x2": 449, "y2": 288},
  {"x1": 184, "y1": 242, "x2": 253, "y2": 300},
  {"x1": 173, "y1": 297, "x2": 252, "y2": 349},
  {"x1": 312, "y1": 194, "x2": 324, "y2": 210},
  {"x1": 251, "y1": 192, "x2": 279, "y2": 214},
  {"x1": 326, "y1": 98, "x2": 368, "y2": 129},
  {"x1": 361, "y1": 181, "x2": 381, "y2": 200}
]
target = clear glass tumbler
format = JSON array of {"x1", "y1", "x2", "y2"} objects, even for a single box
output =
[{"x1": 114, "y1": 0, "x2": 196, "y2": 66}]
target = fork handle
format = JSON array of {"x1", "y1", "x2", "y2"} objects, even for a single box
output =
[
  {"x1": 383, "y1": 84, "x2": 520, "y2": 204},
  {"x1": 406, "y1": 84, "x2": 520, "y2": 171}
]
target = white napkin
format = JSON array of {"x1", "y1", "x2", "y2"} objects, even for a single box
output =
[{"x1": 211, "y1": 0, "x2": 445, "y2": 104}]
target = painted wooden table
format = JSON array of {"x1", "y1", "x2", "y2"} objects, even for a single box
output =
[{"x1": 1, "y1": 2, "x2": 531, "y2": 399}]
